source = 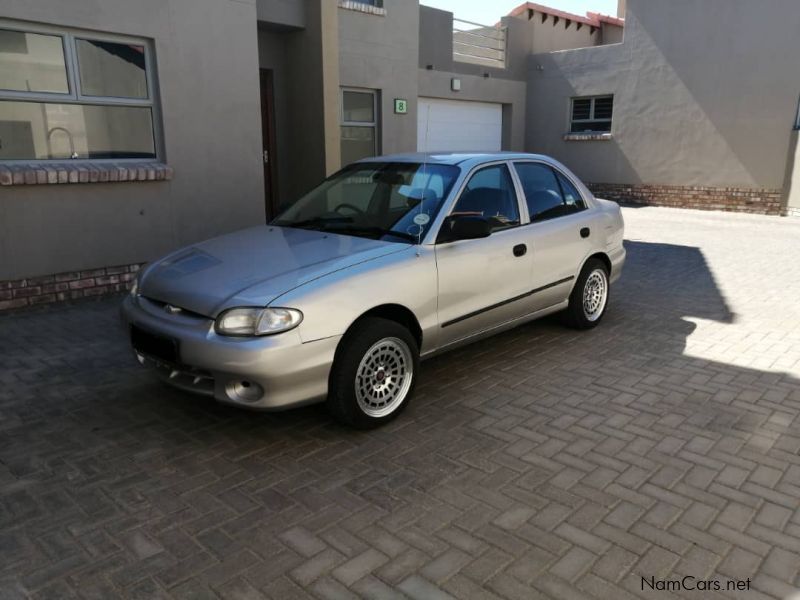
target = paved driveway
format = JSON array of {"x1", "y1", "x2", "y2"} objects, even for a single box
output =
[{"x1": 1, "y1": 207, "x2": 800, "y2": 600}]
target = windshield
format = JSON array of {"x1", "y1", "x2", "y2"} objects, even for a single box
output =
[{"x1": 272, "y1": 162, "x2": 461, "y2": 243}]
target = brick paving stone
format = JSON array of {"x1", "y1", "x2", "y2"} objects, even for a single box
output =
[
  {"x1": 2, "y1": 207, "x2": 800, "y2": 598},
  {"x1": 505, "y1": 547, "x2": 556, "y2": 584},
  {"x1": 290, "y1": 549, "x2": 347, "y2": 587},
  {"x1": 419, "y1": 548, "x2": 472, "y2": 584},
  {"x1": 717, "y1": 502, "x2": 757, "y2": 531},
  {"x1": 463, "y1": 547, "x2": 514, "y2": 584},
  {"x1": 634, "y1": 546, "x2": 681, "y2": 579},
  {"x1": 717, "y1": 546, "x2": 763, "y2": 580},
  {"x1": 332, "y1": 548, "x2": 389, "y2": 586},
  {"x1": 549, "y1": 546, "x2": 596, "y2": 582},
  {"x1": 591, "y1": 545, "x2": 638, "y2": 583},
  {"x1": 676, "y1": 545, "x2": 723, "y2": 579},
  {"x1": 398, "y1": 575, "x2": 455, "y2": 600}
]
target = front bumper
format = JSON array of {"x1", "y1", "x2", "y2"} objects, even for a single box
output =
[{"x1": 121, "y1": 295, "x2": 341, "y2": 410}]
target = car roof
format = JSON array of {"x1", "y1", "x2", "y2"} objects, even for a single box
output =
[{"x1": 355, "y1": 152, "x2": 555, "y2": 167}]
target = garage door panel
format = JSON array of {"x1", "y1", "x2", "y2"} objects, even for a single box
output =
[{"x1": 418, "y1": 98, "x2": 502, "y2": 152}]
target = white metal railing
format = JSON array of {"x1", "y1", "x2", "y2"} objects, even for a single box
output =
[{"x1": 452, "y1": 17, "x2": 507, "y2": 69}]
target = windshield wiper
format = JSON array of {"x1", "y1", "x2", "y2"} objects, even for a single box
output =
[
  {"x1": 274, "y1": 216, "x2": 354, "y2": 229},
  {"x1": 324, "y1": 225, "x2": 418, "y2": 243}
]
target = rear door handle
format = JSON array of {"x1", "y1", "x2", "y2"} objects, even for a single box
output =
[
  {"x1": 580, "y1": 227, "x2": 590, "y2": 238},
  {"x1": 513, "y1": 244, "x2": 527, "y2": 257}
]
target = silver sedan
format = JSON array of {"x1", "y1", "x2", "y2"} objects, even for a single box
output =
[{"x1": 122, "y1": 153, "x2": 625, "y2": 428}]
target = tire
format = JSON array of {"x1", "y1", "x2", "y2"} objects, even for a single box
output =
[
  {"x1": 327, "y1": 317, "x2": 419, "y2": 429},
  {"x1": 562, "y1": 258, "x2": 610, "y2": 329}
]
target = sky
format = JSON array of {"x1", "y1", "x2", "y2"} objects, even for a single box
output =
[{"x1": 420, "y1": 0, "x2": 619, "y2": 25}]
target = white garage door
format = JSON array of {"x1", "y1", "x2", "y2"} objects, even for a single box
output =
[{"x1": 417, "y1": 98, "x2": 502, "y2": 153}]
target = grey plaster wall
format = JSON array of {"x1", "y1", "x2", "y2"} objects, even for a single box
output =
[
  {"x1": 1, "y1": 0, "x2": 264, "y2": 280},
  {"x1": 783, "y1": 132, "x2": 800, "y2": 212},
  {"x1": 283, "y1": 0, "x2": 340, "y2": 200},
  {"x1": 526, "y1": 0, "x2": 800, "y2": 191},
  {"x1": 256, "y1": 0, "x2": 305, "y2": 29},
  {"x1": 601, "y1": 23, "x2": 624, "y2": 45},
  {"x1": 338, "y1": 2, "x2": 420, "y2": 156}
]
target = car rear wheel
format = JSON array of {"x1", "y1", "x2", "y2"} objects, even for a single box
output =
[
  {"x1": 562, "y1": 258, "x2": 610, "y2": 329},
  {"x1": 327, "y1": 317, "x2": 419, "y2": 428}
]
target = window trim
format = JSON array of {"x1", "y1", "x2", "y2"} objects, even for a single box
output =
[
  {"x1": 510, "y1": 160, "x2": 589, "y2": 224},
  {"x1": 0, "y1": 18, "x2": 162, "y2": 163},
  {"x1": 569, "y1": 95, "x2": 613, "y2": 134},
  {"x1": 340, "y1": 87, "x2": 379, "y2": 161}
]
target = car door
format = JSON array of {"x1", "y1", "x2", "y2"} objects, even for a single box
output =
[
  {"x1": 434, "y1": 162, "x2": 534, "y2": 347},
  {"x1": 511, "y1": 161, "x2": 598, "y2": 312}
]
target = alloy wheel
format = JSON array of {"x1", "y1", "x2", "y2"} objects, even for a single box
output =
[
  {"x1": 582, "y1": 268, "x2": 608, "y2": 322},
  {"x1": 354, "y1": 337, "x2": 414, "y2": 418}
]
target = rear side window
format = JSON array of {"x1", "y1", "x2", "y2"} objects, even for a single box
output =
[
  {"x1": 555, "y1": 171, "x2": 587, "y2": 212},
  {"x1": 514, "y1": 162, "x2": 586, "y2": 222}
]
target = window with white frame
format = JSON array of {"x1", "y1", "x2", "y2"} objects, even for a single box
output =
[
  {"x1": 570, "y1": 95, "x2": 613, "y2": 133},
  {"x1": 340, "y1": 89, "x2": 378, "y2": 165},
  {"x1": 0, "y1": 22, "x2": 158, "y2": 161}
]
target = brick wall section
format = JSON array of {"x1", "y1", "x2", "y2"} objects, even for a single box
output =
[
  {"x1": 588, "y1": 183, "x2": 784, "y2": 215},
  {"x1": 0, "y1": 264, "x2": 142, "y2": 312},
  {"x1": 0, "y1": 162, "x2": 172, "y2": 186}
]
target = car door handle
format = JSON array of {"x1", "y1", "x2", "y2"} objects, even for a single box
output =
[
  {"x1": 513, "y1": 244, "x2": 527, "y2": 257},
  {"x1": 580, "y1": 227, "x2": 591, "y2": 238}
]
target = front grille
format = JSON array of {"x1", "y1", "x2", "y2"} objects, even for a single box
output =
[
  {"x1": 140, "y1": 296, "x2": 208, "y2": 320},
  {"x1": 137, "y1": 353, "x2": 215, "y2": 396},
  {"x1": 131, "y1": 325, "x2": 178, "y2": 364}
]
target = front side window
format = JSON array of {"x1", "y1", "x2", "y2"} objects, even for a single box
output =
[
  {"x1": 514, "y1": 162, "x2": 586, "y2": 222},
  {"x1": 451, "y1": 164, "x2": 520, "y2": 232},
  {"x1": 570, "y1": 95, "x2": 613, "y2": 133},
  {"x1": 0, "y1": 22, "x2": 157, "y2": 160},
  {"x1": 273, "y1": 162, "x2": 460, "y2": 243},
  {"x1": 341, "y1": 89, "x2": 378, "y2": 165}
]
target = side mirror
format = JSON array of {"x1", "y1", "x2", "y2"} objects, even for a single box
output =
[{"x1": 439, "y1": 215, "x2": 491, "y2": 243}]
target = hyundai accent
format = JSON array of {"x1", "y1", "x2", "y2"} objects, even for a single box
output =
[{"x1": 122, "y1": 153, "x2": 625, "y2": 427}]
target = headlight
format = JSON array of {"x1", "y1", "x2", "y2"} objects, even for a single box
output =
[{"x1": 215, "y1": 307, "x2": 303, "y2": 337}]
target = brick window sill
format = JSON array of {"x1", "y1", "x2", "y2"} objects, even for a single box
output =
[
  {"x1": 338, "y1": 1, "x2": 386, "y2": 16},
  {"x1": 0, "y1": 161, "x2": 173, "y2": 186},
  {"x1": 563, "y1": 132, "x2": 613, "y2": 141}
]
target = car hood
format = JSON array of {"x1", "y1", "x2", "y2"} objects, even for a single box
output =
[{"x1": 139, "y1": 226, "x2": 409, "y2": 317}]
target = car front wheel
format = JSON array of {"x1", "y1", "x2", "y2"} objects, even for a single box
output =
[
  {"x1": 327, "y1": 317, "x2": 419, "y2": 428},
  {"x1": 562, "y1": 258, "x2": 610, "y2": 329}
]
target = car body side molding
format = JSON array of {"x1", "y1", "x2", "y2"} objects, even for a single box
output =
[{"x1": 441, "y1": 276, "x2": 575, "y2": 328}]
